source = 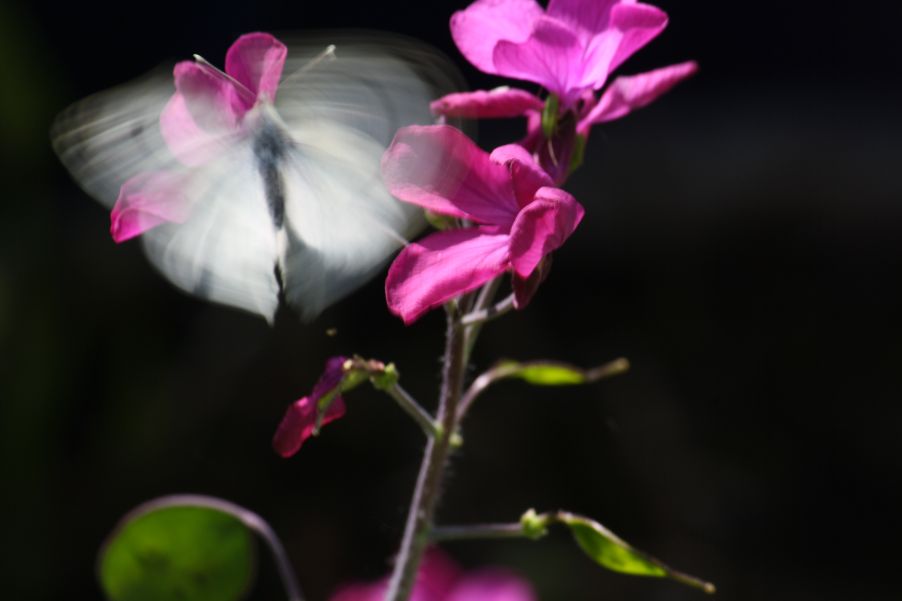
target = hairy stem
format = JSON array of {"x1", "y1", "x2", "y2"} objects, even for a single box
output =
[{"x1": 384, "y1": 306, "x2": 468, "y2": 601}]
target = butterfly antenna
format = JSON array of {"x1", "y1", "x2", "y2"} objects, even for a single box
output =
[
  {"x1": 192, "y1": 54, "x2": 257, "y2": 104},
  {"x1": 281, "y1": 45, "x2": 337, "y2": 83}
]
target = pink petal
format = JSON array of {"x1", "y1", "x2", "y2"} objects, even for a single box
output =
[
  {"x1": 225, "y1": 32, "x2": 287, "y2": 102},
  {"x1": 329, "y1": 549, "x2": 462, "y2": 601},
  {"x1": 386, "y1": 228, "x2": 511, "y2": 324},
  {"x1": 329, "y1": 581, "x2": 384, "y2": 601},
  {"x1": 580, "y1": 60, "x2": 698, "y2": 130},
  {"x1": 110, "y1": 171, "x2": 190, "y2": 242},
  {"x1": 446, "y1": 569, "x2": 537, "y2": 601},
  {"x1": 382, "y1": 125, "x2": 520, "y2": 226},
  {"x1": 411, "y1": 549, "x2": 464, "y2": 601},
  {"x1": 605, "y1": 2, "x2": 669, "y2": 76},
  {"x1": 272, "y1": 395, "x2": 346, "y2": 458},
  {"x1": 489, "y1": 144, "x2": 554, "y2": 208},
  {"x1": 450, "y1": 0, "x2": 544, "y2": 75},
  {"x1": 492, "y1": 16, "x2": 586, "y2": 105},
  {"x1": 512, "y1": 254, "x2": 552, "y2": 309},
  {"x1": 547, "y1": 0, "x2": 618, "y2": 42},
  {"x1": 508, "y1": 186, "x2": 584, "y2": 278},
  {"x1": 160, "y1": 61, "x2": 244, "y2": 166},
  {"x1": 576, "y1": 3, "x2": 668, "y2": 91},
  {"x1": 431, "y1": 88, "x2": 544, "y2": 119}
]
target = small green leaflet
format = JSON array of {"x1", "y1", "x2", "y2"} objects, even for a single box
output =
[
  {"x1": 558, "y1": 512, "x2": 715, "y2": 593},
  {"x1": 495, "y1": 357, "x2": 629, "y2": 386}
]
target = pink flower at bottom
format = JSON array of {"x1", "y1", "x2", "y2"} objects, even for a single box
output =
[
  {"x1": 330, "y1": 549, "x2": 536, "y2": 601},
  {"x1": 382, "y1": 125, "x2": 584, "y2": 324},
  {"x1": 273, "y1": 356, "x2": 349, "y2": 457}
]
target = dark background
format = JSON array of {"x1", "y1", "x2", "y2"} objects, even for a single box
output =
[{"x1": 2, "y1": 1, "x2": 901, "y2": 599}]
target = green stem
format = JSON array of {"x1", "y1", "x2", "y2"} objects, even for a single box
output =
[
  {"x1": 383, "y1": 383, "x2": 441, "y2": 440},
  {"x1": 384, "y1": 306, "x2": 468, "y2": 601},
  {"x1": 429, "y1": 522, "x2": 526, "y2": 542},
  {"x1": 460, "y1": 293, "x2": 515, "y2": 327}
]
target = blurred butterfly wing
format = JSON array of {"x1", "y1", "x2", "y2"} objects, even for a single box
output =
[
  {"x1": 52, "y1": 72, "x2": 282, "y2": 320},
  {"x1": 51, "y1": 72, "x2": 176, "y2": 207},
  {"x1": 139, "y1": 144, "x2": 282, "y2": 321},
  {"x1": 279, "y1": 123, "x2": 413, "y2": 320},
  {"x1": 275, "y1": 35, "x2": 465, "y2": 319}
]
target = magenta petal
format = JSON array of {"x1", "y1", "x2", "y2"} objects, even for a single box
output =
[
  {"x1": 508, "y1": 187, "x2": 584, "y2": 278},
  {"x1": 582, "y1": 60, "x2": 698, "y2": 129},
  {"x1": 490, "y1": 144, "x2": 554, "y2": 208},
  {"x1": 386, "y1": 228, "x2": 511, "y2": 324},
  {"x1": 382, "y1": 125, "x2": 519, "y2": 225},
  {"x1": 547, "y1": 0, "x2": 618, "y2": 42},
  {"x1": 110, "y1": 171, "x2": 190, "y2": 242},
  {"x1": 450, "y1": 0, "x2": 544, "y2": 75},
  {"x1": 493, "y1": 16, "x2": 585, "y2": 104},
  {"x1": 446, "y1": 569, "x2": 537, "y2": 601},
  {"x1": 606, "y1": 2, "x2": 669, "y2": 75},
  {"x1": 431, "y1": 88, "x2": 544, "y2": 119},
  {"x1": 160, "y1": 61, "x2": 243, "y2": 166},
  {"x1": 225, "y1": 32, "x2": 287, "y2": 102},
  {"x1": 272, "y1": 395, "x2": 347, "y2": 458},
  {"x1": 330, "y1": 581, "x2": 385, "y2": 601}
]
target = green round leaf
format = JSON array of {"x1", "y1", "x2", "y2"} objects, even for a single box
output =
[{"x1": 99, "y1": 504, "x2": 255, "y2": 601}]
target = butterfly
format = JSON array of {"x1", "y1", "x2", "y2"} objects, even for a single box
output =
[{"x1": 52, "y1": 32, "x2": 461, "y2": 322}]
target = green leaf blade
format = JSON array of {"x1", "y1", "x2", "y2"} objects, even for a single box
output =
[
  {"x1": 99, "y1": 504, "x2": 255, "y2": 601},
  {"x1": 559, "y1": 512, "x2": 715, "y2": 594}
]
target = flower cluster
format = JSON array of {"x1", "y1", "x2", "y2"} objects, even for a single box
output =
[{"x1": 383, "y1": 0, "x2": 694, "y2": 322}]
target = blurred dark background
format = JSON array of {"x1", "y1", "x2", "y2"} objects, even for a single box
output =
[{"x1": 2, "y1": 1, "x2": 901, "y2": 599}]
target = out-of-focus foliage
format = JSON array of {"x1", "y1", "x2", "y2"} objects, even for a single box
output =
[{"x1": 99, "y1": 504, "x2": 255, "y2": 601}]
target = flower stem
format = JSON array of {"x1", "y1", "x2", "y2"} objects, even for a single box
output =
[
  {"x1": 383, "y1": 382, "x2": 441, "y2": 440},
  {"x1": 384, "y1": 306, "x2": 468, "y2": 601},
  {"x1": 429, "y1": 522, "x2": 526, "y2": 542},
  {"x1": 460, "y1": 293, "x2": 515, "y2": 327}
]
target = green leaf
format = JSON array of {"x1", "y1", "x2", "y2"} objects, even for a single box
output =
[
  {"x1": 495, "y1": 358, "x2": 630, "y2": 387},
  {"x1": 514, "y1": 362, "x2": 585, "y2": 385},
  {"x1": 558, "y1": 512, "x2": 715, "y2": 593},
  {"x1": 99, "y1": 502, "x2": 255, "y2": 601}
]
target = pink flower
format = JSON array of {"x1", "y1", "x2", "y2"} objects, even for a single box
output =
[
  {"x1": 110, "y1": 32, "x2": 286, "y2": 242},
  {"x1": 434, "y1": 64, "x2": 697, "y2": 184},
  {"x1": 435, "y1": 0, "x2": 697, "y2": 182},
  {"x1": 450, "y1": 0, "x2": 670, "y2": 107},
  {"x1": 382, "y1": 125, "x2": 584, "y2": 324},
  {"x1": 273, "y1": 356, "x2": 348, "y2": 458},
  {"x1": 330, "y1": 548, "x2": 536, "y2": 601}
]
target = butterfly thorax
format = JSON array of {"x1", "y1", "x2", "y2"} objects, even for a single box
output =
[{"x1": 249, "y1": 104, "x2": 293, "y2": 230}]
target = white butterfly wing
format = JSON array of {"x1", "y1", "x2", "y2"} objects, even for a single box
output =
[
  {"x1": 53, "y1": 73, "x2": 284, "y2": 320},
  {"x1": 275, "y1": 36, "x2": 463, "y2": 318},
  {"x1": 139, "y1": 144, "x2": 282, "y2": 321},
  {"x1": 52, "y1": 73, "x2": 176, "y2": 208}
]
